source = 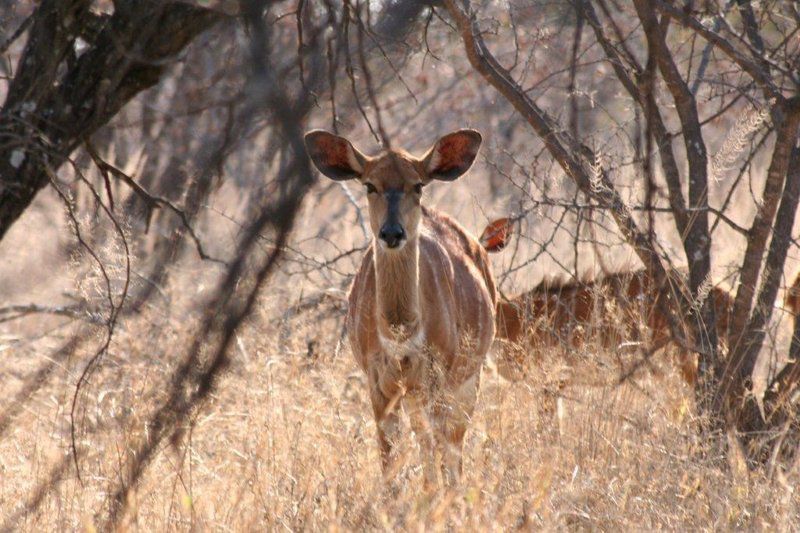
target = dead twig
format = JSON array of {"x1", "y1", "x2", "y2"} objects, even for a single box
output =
[{"x1": 84, "y1": 140, "x2": 228, "y2": 266}]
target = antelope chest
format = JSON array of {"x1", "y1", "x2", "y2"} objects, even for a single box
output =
[{"x1": 372, "y1": 327, "x2": 431, "y2": 397}]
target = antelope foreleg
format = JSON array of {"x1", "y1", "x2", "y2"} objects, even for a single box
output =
[
  {"x1": 368, "y1": 374, "x2": 403, "y2": 481},
  {"x1": 432, "y1": 373, "x2": 480, "y2": 486},
  {"x1": 406, "y1": 394, "x2": 439, "y2": 490}
]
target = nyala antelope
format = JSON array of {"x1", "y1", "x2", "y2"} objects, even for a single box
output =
[
  {"x1": 786, "y1": 270, "x2": 800, "y2": 316},
  {"x1": 304, "y1": 129, "x2": 496, "y2": 486},
  {"x1": 493, "y1": 265, "x2": 734, "y2": 385}
]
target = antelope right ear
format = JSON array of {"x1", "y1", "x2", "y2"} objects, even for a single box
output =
[
  {"x1": 304, "y1": 130, "x2": 367, "y2": 181},
  {"x1": 422, "y1": 129, "x2": 482, "y2": 182}
]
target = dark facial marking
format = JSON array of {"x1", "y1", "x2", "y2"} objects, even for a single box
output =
[
  {"x1": 378, "y1": 188, "x2": 406, "y2": 248},
  {"x1": 384, "y1": 189, "x2": 403, "y2": 225}
]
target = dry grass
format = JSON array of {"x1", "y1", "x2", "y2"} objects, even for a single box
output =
[
  {"x1": 2, "y1": 285, "x2": 798, "y2": 529},
  {"x1": 3, "y1": 2, "x2": 800, "y2": 529},
  {"x1": 1, "y1": 188, "x2": 798, "y2": 531}
]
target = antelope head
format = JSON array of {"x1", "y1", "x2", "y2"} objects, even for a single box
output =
[{"x1": 304, "y1": 130, "x2": 482, "y2": 251}]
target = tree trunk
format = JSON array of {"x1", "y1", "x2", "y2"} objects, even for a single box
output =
[{"x1": 0, "y1": 1, "x2": 222, "y2": 241}]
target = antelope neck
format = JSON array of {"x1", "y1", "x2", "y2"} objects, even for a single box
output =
[{"x1": 374, "y1": 235, "x2": 420, "y2": 335}]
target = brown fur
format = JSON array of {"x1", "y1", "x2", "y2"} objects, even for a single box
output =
[
  {"x1": 305, "y1": 129, "x2": 494, "y2": 487},
  {"x1": 494, "y1": 268, "x2": 733, "y2": 385},
  {"x1": 347, "y1": 204, "x2": 496, "y2": 486},
  {"x1": 786, "y1": 271, "x2": 800, "y2": 315}
]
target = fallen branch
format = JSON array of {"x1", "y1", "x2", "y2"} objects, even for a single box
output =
[{"x1": 0, "y1": 303, "x2": 104, "y2": 325}]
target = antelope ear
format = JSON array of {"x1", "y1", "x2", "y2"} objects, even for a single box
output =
[
  {"x1": 422, "y1": 129, "x2": 482, "y2": 181},
  {"x1": 480, "y1": 217, "x2": 514, "y2": 253},
  {"x1": 304, "y1": 130, "x2": 367, "y2": 181},
  {"x1": 786, "y1": 271, "x2": 800, "y2": 315}
]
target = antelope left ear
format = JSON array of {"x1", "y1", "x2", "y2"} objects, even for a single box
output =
[
  {"x1": 304, "y1": 130, "x2": 366, "y2": 181},
  {"x1": 422, "y1": 129, "x2": 482, "y2": 181}
]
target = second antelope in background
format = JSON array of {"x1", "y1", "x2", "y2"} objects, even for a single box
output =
[
  {"x1": 493, "y1": 267, "x2": 733, "y2": 385},
  {"x1": 304, "y1": 129, "x2": 496, "y2": 487}
]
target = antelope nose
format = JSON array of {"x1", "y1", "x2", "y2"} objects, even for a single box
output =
[{"x1": 379, "y1": 223, "x2": 405, "y2": 248}]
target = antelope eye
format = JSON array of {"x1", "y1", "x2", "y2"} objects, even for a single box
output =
[
  {"x1": 413, "y1": 183, "x2": 424, "y2": 194},
  {"x1": 364, "y1": 183, "x2": 378, "y2": 194}
]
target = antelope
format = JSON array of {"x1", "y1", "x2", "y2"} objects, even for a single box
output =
[
  {"x1": 304, "y1": 129, "x2": 496, "y2": 487},
  {"x1": 786, "y1": 270, "x2": 800, "y2": 316},
  {"x1": 482, "y1": 218, "x2": 733, "y2": 384},
  {"x1": 493, "y1": 269, "x2": 734, "y2": 384}
]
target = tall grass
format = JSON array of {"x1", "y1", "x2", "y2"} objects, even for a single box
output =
[{"x1": 1, "y1": 230, "x2": 797, "y2": 529}]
